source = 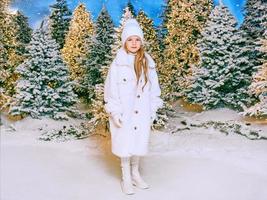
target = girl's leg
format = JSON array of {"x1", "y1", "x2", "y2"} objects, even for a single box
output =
[
  {"x1": 130, "y1": 156, "x2": 149, "y2": 189},
  {"x1": 120, "y1": 157, "x2": 134, "y2": 195}
]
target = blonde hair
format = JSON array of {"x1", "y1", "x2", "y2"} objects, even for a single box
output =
[{"x1": 124, "y1": 44, "x2": 149, "y2": 92}]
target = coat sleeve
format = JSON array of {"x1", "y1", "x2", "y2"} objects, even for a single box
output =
[
  {"x1": 149, "y1": 67, "x2": 164, "y2": 117},
  {"x1": 104, "y1": 61, "x2": 123, "y2": 117}
]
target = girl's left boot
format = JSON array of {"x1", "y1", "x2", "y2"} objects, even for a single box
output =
[
  {"x1": 130, "y1": 156, "x2": 149, "y2": 189},
  {"x1": 120, "y1": 157, "x2": 135, "y2": 195}
]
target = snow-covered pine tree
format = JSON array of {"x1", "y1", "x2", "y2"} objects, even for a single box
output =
[
  {"x1": 61, "y1": 3, "x2": 94, "y2": 97},
  {"x1": 10, "y1": 19, "x2": 77, "y2": 119},
  {"x1": 161, "y1": 0, "x2": 212, "y2": 101},
  {"x1": 111, "y1": 6, "x2": 133, "y2": 56},
  {"x1": 243, "y1": 30, "x2": 267, "y2": 118},
  {"x1": 220, "y1": 29, "x2": 257, "y2": 110},
  {"x1": 136, "y1": 10, "x2": 161, "y2": 66},
  {"x1": 126, "y1": 0, "x2": 136, "y2": 17},
  {"x1": 82, "y1": 5, "x2": 115, "y2": 104},
  {"x1": 240, "y1": 0, "x2": 267, "y2": 71},
  {"x1": 49, "y1": 0, "x2": 72, "y2": 49},
  {"x1": 185, "y1": 2, "x2": 251, "y2": 110},
  {"x1": 241, "y1": 0, "x2": 266, "y2": 38},
  {"x1": 230, "y1": 0, "x2": 267, "y2": 110}
]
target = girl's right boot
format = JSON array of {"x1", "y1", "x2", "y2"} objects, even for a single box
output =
[
  {"x1": 130, "y1": 156, "x2": 149, "y2": 189},
  {"x1": 120, "y1": 157, "x2": 135, "y2": 195}
]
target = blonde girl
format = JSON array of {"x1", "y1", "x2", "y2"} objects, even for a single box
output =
[{"x1": 104, "y1": 19, "x2": 163, "y2": 195}]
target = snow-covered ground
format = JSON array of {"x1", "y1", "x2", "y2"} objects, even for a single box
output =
[{"x1": 1, "y1": 106, "x2": 267, "y2": 200}]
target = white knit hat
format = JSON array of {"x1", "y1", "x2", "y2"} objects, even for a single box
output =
[{"x1": 121, "y1": 19, "x2": 144, "y2": 46}]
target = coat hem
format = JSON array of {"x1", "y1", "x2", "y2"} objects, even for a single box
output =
[{"x1": 112, "y1": 150, "x2": 148, "y2": 158}]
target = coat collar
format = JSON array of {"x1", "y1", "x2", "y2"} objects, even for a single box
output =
[{"x1": 114, "y1": 47, "x2": 156, "y2": 69}]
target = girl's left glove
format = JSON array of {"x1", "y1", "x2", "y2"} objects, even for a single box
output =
[{"x1": 112, "y1": 113, "x2": 123, "y2": 128}]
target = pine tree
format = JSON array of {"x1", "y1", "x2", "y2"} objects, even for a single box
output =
[
  {"x1": 4, "y1": 11, "x2": 32, "y2": 99},
  {"x1": 82, "y1": 5, "x2": 115, "y2": 103},
  {"x1": 0, "y1": 42, "x2": 9, "y2": 109},
  {"x1": 61, "y1": 3, "x2": 94, "y2": 96},
  {"x1": 136, "y1": 10, "x2": 161, "y2": 66},
  {"x1": 241, "y1": 0, "x2": 267, "y2": 43},
  {"x1": 243, "y1": 30, "x2": 267, "y2": 117},
  {"x1": 10, "y1": 19, "x2": 77, "y2": 119},
  {"x1": 13, "y1": 11, "x2": 32, "y2": 53},
  {"x1": 0, "y1": 1, "x2": 29, "y2": 109},
  {"x1": 84, "y1": 6, "x2": 116, "y2": 133},
  {"x1": 0, "y1": 0, "x2": 10, "y2": 32},
  {"x1": 126, "y1": 0, "x2": 136, "y2": 17},
  {"x1": 49, "y1": 0, "x2": 72, "y2": 49},
  {"x1": 158, "y1": 0, "x2": 171, "y2": 53},
  {"x1": 1, "y1": 11, "x2": 18, "y2": 90},
  {"x1": 111, "y1": 6, "x2": 133, "y2": 55},
  {"x1": 0, "y1": 0, "x2": 11, "y2": 46},
  {"x1": 240, "y1": 0, "x2": 267, "y2": 73},
  {"x1": 221, "y1": 0, "x2": 267, "y2": 111},
  {"x1": 12, "y1": 11, "x2": 32, "y2": 68},
  {"x1": 184, "y1": 3, "x2": 252, "y2": 110},
  {"x1": 0, "y1": 0, "x2": 11, "y2": 108},
  {"x1": 161, "y1": 0, "x2": 212, "y2": 101}
]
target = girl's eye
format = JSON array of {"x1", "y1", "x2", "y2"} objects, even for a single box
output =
[
  {"x1": 128, "y1": 39, "x2": 132, "y2": 41},
  {"x1": 136, "y1": 38, "x2": 140, "y2": 41}
]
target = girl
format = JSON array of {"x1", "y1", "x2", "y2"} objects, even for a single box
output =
[{"x1": 104, "y1": 19, "x2": 163, "y2": 195}]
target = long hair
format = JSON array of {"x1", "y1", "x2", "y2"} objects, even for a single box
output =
[{"x1": 124, "y1": 45, "x2": 149, "y2": 92}]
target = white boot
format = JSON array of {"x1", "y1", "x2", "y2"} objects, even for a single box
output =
[
  {"x1": 131, "y1": 156, "x2": 149, "y2": 189},
  {"x1": 120, "y1": 157, "x2": 135, "y2": 195}
]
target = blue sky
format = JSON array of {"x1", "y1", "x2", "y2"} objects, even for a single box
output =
[{"x1": 10, "y1": 0, "x2": 246, "y2": 29}]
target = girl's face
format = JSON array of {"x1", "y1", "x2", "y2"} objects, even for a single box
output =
[{"x1": 125, "y1": 36, "x2": 142, "y2": 53}]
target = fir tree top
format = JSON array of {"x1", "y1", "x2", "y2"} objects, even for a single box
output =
[
  {"x1": 13, "y1": 11, "x2": 32, "y2": 45},
  {"x1": 126, "y1": 0, "x2": 136, "y2": 17},
  {"x1": 241, "y1": 0, "x2": 267, "y2": 38},
  {"x1": 49, "y1": 0, "x2": 72, "y2": 49}
]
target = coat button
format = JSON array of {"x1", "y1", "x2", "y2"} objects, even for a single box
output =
[
  {"x1": 123, "y1": 78, "x2": 127, "y2": 82},
  {"x1": 135, "y1": 110, "x2": 138, "y2": 114},
  {"x1": 137, "y1": 95, "x2": 140, "y2": 98},
  {"x1": 134, "y1": 126, "x2": 137, "y2": 130}
]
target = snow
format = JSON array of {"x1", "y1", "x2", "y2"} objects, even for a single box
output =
[{"x1": 1, "y1": 106, "x2": 267, "y2": 200}]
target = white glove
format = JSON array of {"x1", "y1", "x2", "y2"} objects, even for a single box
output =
[{"x1": 112, "y1": 114, "x2": 123, "y2": 128}]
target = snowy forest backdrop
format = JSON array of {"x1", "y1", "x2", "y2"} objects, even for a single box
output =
[{"x1": 0, "y1": 0, "x2": 266, "y2": 139}]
